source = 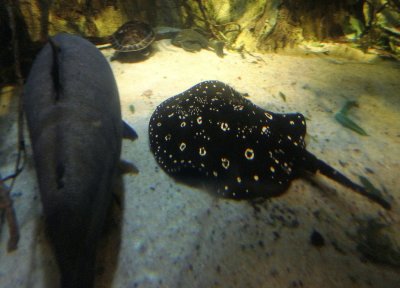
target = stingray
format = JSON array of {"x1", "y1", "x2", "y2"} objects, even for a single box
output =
[{"x1": 148, "y1": 80, "x2": 390, "y2": 209}]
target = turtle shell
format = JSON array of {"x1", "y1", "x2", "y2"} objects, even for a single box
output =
[{"x1": 110, "y1": 20, "x2": 155, "y2": 52}]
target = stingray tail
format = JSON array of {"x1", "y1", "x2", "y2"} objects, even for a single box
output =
[{"x1": 302, "y1": 150, "x2": 391, "y2": 210}]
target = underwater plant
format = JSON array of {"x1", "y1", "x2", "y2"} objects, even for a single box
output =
[{"x1": 335, "y1": 100, "x2": 368, "y2": 136}]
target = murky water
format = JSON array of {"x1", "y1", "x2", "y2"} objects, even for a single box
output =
[{"x1": 1, "y1": 40, "x2": 399, "y2": 287}]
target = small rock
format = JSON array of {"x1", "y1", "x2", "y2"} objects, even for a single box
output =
[{"x1": 310, "y1": 229, "x2": 325, "y2": 247}]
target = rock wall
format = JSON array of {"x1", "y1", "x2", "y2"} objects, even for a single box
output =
[
  {"x1": 0, "y1": 0, "x2": 399, "y2": 84},
  {"x1": 7, "y1": 0, "x2": 398, "y2": 52},
  {"x1": 4, "y1": 0, "x2": 400, "y2": 49}
]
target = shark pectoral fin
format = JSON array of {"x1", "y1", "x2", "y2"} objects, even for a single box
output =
[
  {"x1": 122, "y1": 120, "x2": 138, "y2": 141},
  {"x1": 118, "y1": 159, "x2": 139, "y2": 175}
]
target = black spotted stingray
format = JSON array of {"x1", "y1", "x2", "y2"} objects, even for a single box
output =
[{"x1": 148, "y1": 80, "x2": 390, "y2": 209}]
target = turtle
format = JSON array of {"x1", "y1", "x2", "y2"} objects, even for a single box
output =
[
  {"x1": 87, "y1": 20, "x2": 156, "y2": 62},
  {"x1": 88, "y1": 22, "x2": 224, "y2": 61}
]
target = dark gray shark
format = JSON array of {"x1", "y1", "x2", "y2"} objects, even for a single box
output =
[{"x1": 24, "y1": 33, "x2": 137, "y2": 288}]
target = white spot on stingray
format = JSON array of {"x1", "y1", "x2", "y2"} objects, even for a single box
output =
[
  {"x1": 157, "y1": 122, "x2": 162, "y2": 127},
  {"x1": 221, "y1": 122, "x2": 229, "y2": 131},
  {"x1": 290, "y1": 120, "x2": 295, "y2": 125},
  {"x1": 197, "y1": 116, "x2": 203, "y2": 124},
  {"x1": 199, "y1": 147, "x2": 206, "y2": 156},
  {"x1": 287, "y1": 135, "x2": 292, "y2": 140},
  {"x1": 270, "y1": 166, "x2": 275, "y2": 173},
  {"x1": 224, "y1": 185, "x2": 229, "y2": 191},
  {"x1": 181, "y1": 122, "x2": 186, "y2": 127},
  {"x1": 234, "y1": 105, "x2": 244, "y2": 111},
  {"x1": 179, "y1": 142, "x2": 186, "y2": 151},
  {"x1": 261, "y1": 126, "x2": 269, "y2": 134},
  {"x1": 264, "y1": 112, "x2": 273, "y2": 120},
  {"x1": 165, "y1": 134, "x2": 171, "y2": 141},
  {"x1": 221, "y1": 158, "x2": 230, "y2": 169},
  {"x1": 213, "y1": 171, "x2": 218, "y2": 177},
  {"x1": 237, "y1": 177, "x2": 242, "y2": 183},
  {"x1": 168, "y1": 113, "x2": 175, "y2": 118},
  {"x1": 244, "y1": 148, "x2": 255, "y2": 160},
  {"x1": 254, "y1": 175, "x2": 259, "y2": 181}
]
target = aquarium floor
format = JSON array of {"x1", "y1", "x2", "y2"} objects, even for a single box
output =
[{"x1": 1, "y1": 40, "x2": 400, "y2": 288}]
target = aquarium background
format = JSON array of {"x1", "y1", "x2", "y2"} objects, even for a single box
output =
[{"x1": 1, "y1": 1, "x2": 400, "y2": 287}]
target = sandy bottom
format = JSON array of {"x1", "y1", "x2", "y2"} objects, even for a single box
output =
[{"x1": 1, "y1": 40, "x2": 400, "y2": 287}]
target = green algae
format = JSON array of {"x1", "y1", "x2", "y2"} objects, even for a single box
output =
[{"x1": 335, "y1": 100, "x2": 368, "y2": 136}]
